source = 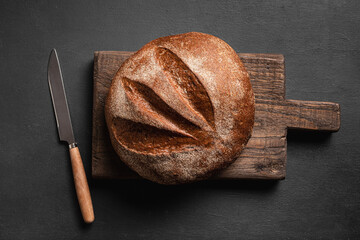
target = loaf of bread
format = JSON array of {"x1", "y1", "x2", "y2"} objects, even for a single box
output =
[{"x1": 105, "y1": 32, "x2": 255, "y2": 184}]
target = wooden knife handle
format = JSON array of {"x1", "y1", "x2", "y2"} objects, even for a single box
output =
[{"x1": 69, "y1": 145, "x2": 95, "y2": 223}]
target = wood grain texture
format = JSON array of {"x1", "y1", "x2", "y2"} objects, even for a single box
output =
[
  {"x1": 92, "y1": 51, "x2": 340, "y2": 180},
  {"x1": 70, "y1": 147, "x2": 95, "y2": 223}
]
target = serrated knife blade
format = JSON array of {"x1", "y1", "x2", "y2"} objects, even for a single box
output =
[{"x1": 47, "y1": 49, "x2": 94, "y2": 223}]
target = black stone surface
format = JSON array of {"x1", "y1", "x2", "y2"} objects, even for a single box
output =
[{"x1": 1, "y1": 0, "x2": 359, "y2": 239}]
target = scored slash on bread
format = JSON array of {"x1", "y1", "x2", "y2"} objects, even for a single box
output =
[{"x1": 156, "y1": 47, "x2": 216, "y2": 131}]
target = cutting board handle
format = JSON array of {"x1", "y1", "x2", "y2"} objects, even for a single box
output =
[
  {"x1": 255, "y1": 99, "x2": 340, "y2": 132},
  {"x1": 284, "y1": 99, "x2": 340, "y2": 131},
  {"x1": 69, "y1": 145, "x2": 95, "y2": 223}
]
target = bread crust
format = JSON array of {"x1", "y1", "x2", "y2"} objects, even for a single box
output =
[{"x1": 105, "y1": 32, "x2": 255, "y2": 184}]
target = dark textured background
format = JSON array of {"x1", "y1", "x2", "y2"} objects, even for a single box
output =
[{"x1": 1, "y1": 0, "x2": 359, "y2": 239}]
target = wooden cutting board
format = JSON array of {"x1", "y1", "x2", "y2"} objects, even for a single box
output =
[{"x1": 92, "y1": 51, "x2": 340, "y2": 180}]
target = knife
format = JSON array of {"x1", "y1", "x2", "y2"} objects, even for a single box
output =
[{"x1": 48, "y1": 49, "x2": 95, "y2": 223}]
